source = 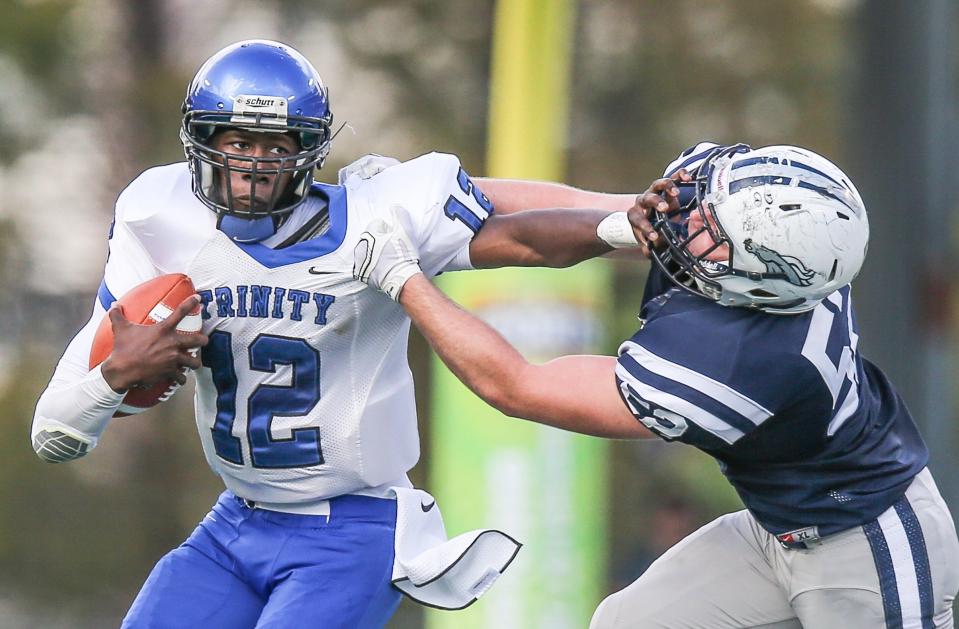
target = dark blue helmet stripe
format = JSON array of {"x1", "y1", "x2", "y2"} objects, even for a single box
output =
[
  {"x1": 725, "y1": 176, "x2": 858, "y2": 214},
  {"x1": 732, "y1": 156, "x2": 845, "y2": 189},
  {"x1": 864, "y1": 518, "x2": 903, "y2": 628},
  {"x1": 893, "y1": 498, "x2": 935, "y2": 628},
  {"x1": 728, "y1": 175, "x2": 792, "y2": 195},
  {"x1": 796, "y1": 180, "x2": 859, "y2": 213},
  {"x1": 665, "y1": 146, "x2": 725, "y2": 178}
]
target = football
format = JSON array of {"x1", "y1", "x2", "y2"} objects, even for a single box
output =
[{"x1": 89, "y1": 273, "x2": 203, "y2": 416}]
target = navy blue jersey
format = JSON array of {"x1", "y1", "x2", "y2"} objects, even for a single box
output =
[
  {"x1": 641, "y1": 261, "x2": 674, "y2": 308},
  {"x1": 615, "y1": 286, "x2": 928, "y2": 538}
]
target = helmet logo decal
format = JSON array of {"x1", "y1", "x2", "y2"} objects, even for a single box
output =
[
  {"x1": 743, "y1": 239, "x2": 816, "y2": 286},
  {"x1": 231, "y1": 94, "x2": 289, "y2": 127}
]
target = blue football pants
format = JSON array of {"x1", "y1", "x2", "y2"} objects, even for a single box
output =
[{"x1": 122, "y1": 491, "x2": 403, "y2": 629}]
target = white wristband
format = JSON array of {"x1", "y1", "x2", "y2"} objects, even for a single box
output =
[{"x1": 597, "y1": 212, "x2": 640, "y2": 248}]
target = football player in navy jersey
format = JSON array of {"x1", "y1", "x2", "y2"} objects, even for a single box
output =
[
  {"x1": 31, "y1": 40, "x2": 655, "y2": 628},
  {"x1": 356, "y1": 142, "x2": 959, "y2": 628}
]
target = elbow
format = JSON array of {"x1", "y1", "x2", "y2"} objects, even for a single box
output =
[
  {"x1": 490, "y1": 394, "x2": 521, "y2": 419},
  {"x1": 535, "y1": 254, "x2": 574, "y2": 269},
  {"x1": 479, "y1": 381, "x2": 532, "y2": 420},
  {"x1": 538, "y1": 245, "x2": 601, "y2": 269},
  {"x1": 476, "y1": 362, "x2": 543, "y2": 420},
  {"x1": 467, "y1": 376, "x2": 510, "y2": 415},
  {"x1": 32, "y1": 428, "x2": 90, "y2": 464},
  {"x1": 550, "y1": 256, "x2": 580, "y2": 269},
  {"x1": 475, "y1": 381, "x2": 513, "y2": 416},
  {"x1": 524, "y1": 253, "x2": 577, "y2": 270},
  {"x1": 505, "y1": 238, "x2": 577, "y2": 269}
]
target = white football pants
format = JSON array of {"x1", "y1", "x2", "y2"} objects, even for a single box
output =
[{"x1": 590, "y1": 468, "x2": 959, "y2": 628}]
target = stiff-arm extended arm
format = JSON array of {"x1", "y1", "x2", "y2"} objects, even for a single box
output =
[
  {"x1": 468, "y1": 208, "x2": 619, "y2": 269},
  {"x1": 399, "y1": 274, "x2": 653, "y2": 440},
  {"x1": 475, "y1": 178, "x2": 636, "y2": 215}
]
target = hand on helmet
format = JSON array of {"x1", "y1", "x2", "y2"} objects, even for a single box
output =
[
  {"x1": 627, "y1": 169, "x2": 693, "y2": 258},
  {"x1": 353, "y1": 208, "x2": 423, "y2": 301}
]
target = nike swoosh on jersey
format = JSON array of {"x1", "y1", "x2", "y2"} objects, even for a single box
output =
[
  {"x1": 421, "y1": 500, "x2": 436, "y2": 513},
  {"x1": 308, "y1": 267, "x2": 339, "y2": 275}
]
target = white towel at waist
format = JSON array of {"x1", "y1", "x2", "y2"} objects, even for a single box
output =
[{"x1": 389, "y1": 486, "x2": 522, "y2": 610}]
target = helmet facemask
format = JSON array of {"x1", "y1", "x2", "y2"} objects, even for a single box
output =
[
  {"x1": 651, "y1": 144, "x2": 748, "y2": 303},
  {"x1": 181, "y1": 108, "x2": 332, "y2": 226},
  {"x1": 180, "y1": 40, "x2": 337, "y2": 243}
]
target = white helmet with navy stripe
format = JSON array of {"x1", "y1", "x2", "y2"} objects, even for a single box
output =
[{"x1": 652, "y1": 143, "x2": 869, "y2": 314}]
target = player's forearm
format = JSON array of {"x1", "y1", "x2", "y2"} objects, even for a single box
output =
[
  {"x1": 399, "y1": 274, "x2": 532, "y2": 415},
  {"x1": 475, "y1": 178, "x2": 635, "y2": 215},
  {"x1": 399, "y1": 276, "x2": 648, "y2": 438},
  {"x1": 32, "y1": 364, "x2": 124, "y2": 463},
  {"x1": 31, "y1": 309, "x2": 125, "y2": 463},
  {"x1": 470, "y1": 209, "x2": 615, "y2": 269}
]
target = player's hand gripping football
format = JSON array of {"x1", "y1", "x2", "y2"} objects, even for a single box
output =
[
  {"x1": 353, "y1": 207, "x2": 423, "y2": 301},
  {"x1": 627, "y1": 168, "x2": 694, "y2": 258},
  {"x1": 101, "y1": 295, "x2": 208, "y2": 393}
]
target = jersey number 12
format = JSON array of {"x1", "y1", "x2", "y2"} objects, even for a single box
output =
[{"x1": 202, "y1": 331, "x2": 323, "y2": 468}]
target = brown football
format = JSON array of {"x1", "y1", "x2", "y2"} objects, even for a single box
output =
[{"x1": 89, "y1": 273, "x2": 203, "y2": 417}]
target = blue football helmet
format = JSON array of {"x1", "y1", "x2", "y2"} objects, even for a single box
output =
[{"x1": 181, "y1": 40, "x2": 333, "y2": 242}]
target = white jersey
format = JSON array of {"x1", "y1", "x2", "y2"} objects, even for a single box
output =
[{"x1": 41, "y1": 153, "x2": 492, "y2": 507}]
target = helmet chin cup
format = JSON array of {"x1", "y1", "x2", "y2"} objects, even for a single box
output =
[{"x1": 219, "y1": 214, "x2": 277, "y2": 243}]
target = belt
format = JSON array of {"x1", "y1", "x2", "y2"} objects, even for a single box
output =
[
  {"x1": 236, "y1": 495, "x2": 332, "y2": 516},
  {"x1": 233, "y1": 492, "x2": 395, "y2": 519}
]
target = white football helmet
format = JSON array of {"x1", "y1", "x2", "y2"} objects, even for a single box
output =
[{"x1": 652, "y1": 144, "x2": 869, "y2": 314}]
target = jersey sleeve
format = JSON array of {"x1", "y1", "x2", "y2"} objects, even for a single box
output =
[
  {"x1": 31, "y1": 301, "x2": 126, "y2": 461},
  {"x1": 387, "y1": 152, "x2": 494, "y2": 276},
  {"x1": 99, "y1": 189, "x2": 164, "y2": 308},
  {"x1": 613, "y1": 293, "x2": 816, "y2": 448},
  {"x1": 31, "y1": 183, "x2": 163, "y2": 462}
]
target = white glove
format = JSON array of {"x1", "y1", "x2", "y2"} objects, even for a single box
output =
[
  {"x1": 353, "y1": 208, "x2": 423, "y2": 301},
  {"x1": 338, "y1": 154, "x2": 401, "y2": 184}
]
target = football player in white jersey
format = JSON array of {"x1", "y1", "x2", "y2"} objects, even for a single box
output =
[
  {"x1": 359, "y1": 143, "x2": 959, "y2": 628},
  {"x1": 30, "y1": 40, "x2": 650, "y2": 628}
]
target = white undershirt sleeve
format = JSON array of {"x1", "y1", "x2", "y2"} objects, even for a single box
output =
[
  {"x1": 31, "y1": 301, "x2": 126, "y2": 462},
  {"x1": 31, "y1": 189, "x2": 165, "y2": 463}
]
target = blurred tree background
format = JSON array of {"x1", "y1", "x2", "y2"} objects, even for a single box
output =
[{"x1": 0, "y1": 0, "x2": 955, "y2": 626}]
